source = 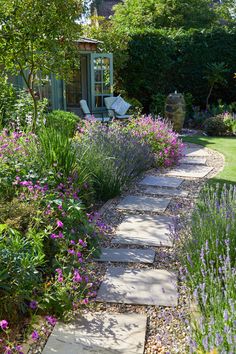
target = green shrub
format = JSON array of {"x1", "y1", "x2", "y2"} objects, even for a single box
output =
[
  {"x1": 0, "y1": 224, "x2": 45, "y2": 320},
  {"x1": 46, "y1": 110, "x2": 79, "y2": 137},
  {"x1": 38, "y1": 127, "x2": 77, "y2": 178},
  {"x1": 0, "y1": 76, "x2": 17, "y2": 128},
  {"x1": 150, "y1": 93, "x2": 166, "y2": 116},
  {"x1": 203, "y1": 115, "x2": 228, "y2": 136}
]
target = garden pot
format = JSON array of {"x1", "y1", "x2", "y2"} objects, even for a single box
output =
[{"x1": 165, "y1": 92, "x2": 186, "y2": 133}]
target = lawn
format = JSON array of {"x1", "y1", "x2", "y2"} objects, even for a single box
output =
[{"x1": 183, "y1": 136, "x2": 236, "y2": 185}]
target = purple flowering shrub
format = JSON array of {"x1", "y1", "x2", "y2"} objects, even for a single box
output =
[
  {"x1": 124, "y1": 115, "x2": 184, "y2": 167},
  {"x1": 173, "y1": 184, "x2": 236, "y2": 353},
  {"x1": 75, "y1": 122, "x2": 153, "y2": 200}
]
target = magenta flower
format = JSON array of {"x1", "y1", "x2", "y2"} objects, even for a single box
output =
[
  {"x1": 68, "y1": 249, "x2": 75, "y2": 255},
  {"x1": 78, "y1": 239, "x2": 87, "y2": 247},
  {"x1": 73, "y1": 269, "x2": 82, "y2": 283},
  {"x1": 15, "y1": 345, "x2": 23, "y2": 353},
  {"x1": 50, "y1": 233, "x2": 58, "y2": 239},
  {"x1": 0, "y1": 319, "x2": 8, "y2": 330},
  {"x1": 29, "y1": 300, "x2": 38, "y2": 310},
  {"x1": 58, "y1": 231, "x2": 64, "y2": 239},
  {"x1": 4, "y1": 346, "x2": 12, "y2": 354},
  {"x1": 45, "y1": 316, "x2": 57, "y2": 326},
  {"x1": 56, "y1": 220, "x2": 64, "y2": 228},
  {"x1": 31, "y1": 330, "x2": 39, "y2": 341}
]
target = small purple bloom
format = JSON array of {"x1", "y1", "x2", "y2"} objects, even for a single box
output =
[
  {"x1": 29, "y1": 300, "x2": 38, "y2": 310},
  {"x1": 56, "y1": 220, "x2": 64, "y2": 228},
  {"x1": 0, "y1": 319, "x2": 8, "y2": 330},
  {"x1": 45, "y1": 316, "x2": 57, "y2": 326},
  {"x1": 31, "y1": 330, "x2": 39, "y2": 341}
]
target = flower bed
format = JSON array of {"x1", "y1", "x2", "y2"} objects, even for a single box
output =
[{"x1": 0, "y1": 114, "x2": 183, "y2": 352}]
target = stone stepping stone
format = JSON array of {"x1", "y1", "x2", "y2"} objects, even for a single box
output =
[
  {"x1": 184, "y1": 147, "x2": 209, "y2": 157},
  {"x1": 96, "y1": 267, "x2": 178, "y2": 306},
  {"x1": 143, "y1": 186, "x2": 189, "y2": 197},
  {"x1": 117, "y1": 195, "x2": 171, "y2": 213},
  {"x1": 165, "y1": 164, "x2": 213, "y2": 178},
  {"x1": 179, "y1": 156, "x2": 207, "y2": 165},
  {"x1": 139, "y1": 175, "x2": 183, "y2": 188},
  {"x1": 95, "y1": 247, "x2": 155, "y2": 264},
  {"x1": 42, "y1": 312, "x2": 147, "y2": 354},
  {"x1": 112, "y1": 215, "x2": 172, "y2": 247}
]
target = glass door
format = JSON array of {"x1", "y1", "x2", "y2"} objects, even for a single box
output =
[{"x1": 90, "y1": 53, "x2": 113, "y2": 112}]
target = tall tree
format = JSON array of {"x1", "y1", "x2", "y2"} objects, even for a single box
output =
[
  {"x1": 112, "y1": 0, "x2": 218, "y2": 32},
  {"x1": 0, "y1": 0, "x2": 84, "y2": 131}
]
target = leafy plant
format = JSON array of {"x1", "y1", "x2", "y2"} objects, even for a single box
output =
[
  {"x1": 204, "y1": 62, "x2": 229, "y2": 108},
  {"x1": 0, "y1": 75, "x2": 17, "y2": 128},
  {"x1": 38, "y1": 127, "x2": 77, "y2": 178},
  {"x1": 203, "y1": 115, "x2": 228, "y2": 136},
  {"x1": 0, "y1": 224, "x2": 45, "y2": 320},
  {"x1": 46, "y1": 110, "x2": 80, "y2": 137}
]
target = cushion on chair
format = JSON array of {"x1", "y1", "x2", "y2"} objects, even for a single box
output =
[{"x1": 111, "y1": 96, "x2": 131, "y2": 116}]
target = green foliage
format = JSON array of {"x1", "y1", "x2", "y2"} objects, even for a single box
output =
[
  {"x1": 38, "y1": 127, "x2": 77, "y2": 178},
  {"x1": 204, "y1": 62, "x2": 229, "y2": 108},
  {"x1": 0, "y1": 0, "x2": 84, "y2": 130},
  {"x1": 0, "y1": 75, "x2": 17, "y2": 128},
  {"x1": 112, "y1": 0, "x2": 217, "y2": 31},
  {"x1": 150, "y1": 93, "x2": 166, "y2": 116},
  {"x1": 120, "y1": 28, "x2": 236, "y2": 110},
  {"x1": 0, "y1": 224, "x2": 44, "y2": 320},
  {"x1": 46, "y1": 110, "x2": 79, "y2": 137},
  {"x1": 203, "y1": 115, "x2": 228, "y2": 136}
]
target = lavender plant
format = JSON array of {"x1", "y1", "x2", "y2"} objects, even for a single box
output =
[
  {"x1": 75, "y1": 123, "x2": 153, "y2": 200},
  {"x1": 175, "y1": 184, "x2": 236, "y2": 353}
]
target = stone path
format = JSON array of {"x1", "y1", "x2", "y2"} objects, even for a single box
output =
[{"x1": 44, "y1": 144, "x2": 214, "y2": 354}]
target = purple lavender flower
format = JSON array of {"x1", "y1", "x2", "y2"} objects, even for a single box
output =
[
  {"x1": 0, "y1": 319, "x2": 8, "y2": 330},
  {"x1": 29, "y1": 300, "x2": 38, "y2": 310},
  {"x1": 31, "y1": 330, "x2": 39, "y2": 341}
]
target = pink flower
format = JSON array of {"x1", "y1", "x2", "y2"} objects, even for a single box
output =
[
  {"x1": 0, "y1": 319, "x2": 8, "y2": 330},
  {"x1": 78, "y1": 239, "x2": 87, "y2": 247},
  {"x1": 31, "y1": 330, "x2": 39, "y2": 341},
  {"x1": 73, "y1": 269, "x2": 82, "y2": 283},
  {"x1": 50, "y1": 233, "x2": 58, "y2": 239},
  {"x1": 45, "y1": 316, "x2": 57, "y2": 326},
  {"x1": 58, "y1": 231, "x2": 64, "y2": 239},
  {"x1": 56, "y1": 220, "x2": 64, "y2": 228},
  {"x1": 68, "y1": 249, "x2": 75, "y2": 255}
]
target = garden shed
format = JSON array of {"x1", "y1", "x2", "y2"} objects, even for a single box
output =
[{"x1": 9, "y1": 38, "x2": 113, "y2": 117}]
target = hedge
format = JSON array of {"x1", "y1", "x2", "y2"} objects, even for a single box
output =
[{"x1": 121, "y1": 28, "x2": 236, "y2": 111}]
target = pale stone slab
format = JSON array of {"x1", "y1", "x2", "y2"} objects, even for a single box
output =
[
  {"x1": 113, "y1": 215, "x2": 172, "y2": 247},
  {"x1": 117, "y1": 195, "x2": 171, "y2": 213},
  {"x1": 166, "y1": 164, "x2": 213, "y2": 178},
  {"x1": 139, "y1": 175, "x2": 183, "y2": 188},
  {"x1": 95, "y1": 248, "x2": 155, "y2": 263},
  {"x1": 143, "y1": 186, "x2": 189, "y2": 197},
  {"x1": 184, "y1": 147, "x2": 209, "y2": 157},
  {"x1": 42, "y1": 312, "x2": 147, "y2": 354},
  {"x1": 179, "y1": 157, "x2": 207, "y2": 165},
  {"x1": 96, "y1": 267, "x2": 178, "y2": 306}
]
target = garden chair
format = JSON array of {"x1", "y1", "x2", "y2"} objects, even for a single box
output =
[
  {"x1": 80, "y1": 99, "x2": 111, "y2": 123},
  {"x1": 104, "y1": 96, "x2": 131, "y2": 120}
]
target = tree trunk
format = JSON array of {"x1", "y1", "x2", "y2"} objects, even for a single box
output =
[{"x1": 206, "y1": 83, "x2": 214, "y2": 110}]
